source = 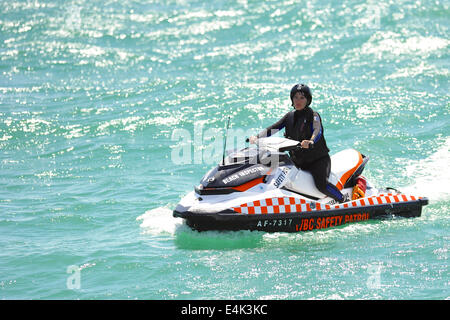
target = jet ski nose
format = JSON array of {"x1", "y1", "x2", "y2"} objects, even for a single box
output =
[{"x1": 174, "y1": 203, "x2": 189, "y2": 213}]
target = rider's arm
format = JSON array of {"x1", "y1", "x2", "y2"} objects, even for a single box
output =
[
  {"x1": 310, "y1": 112, "x2": 322, "y2": 143},
  {"x1": 256, "y1": 112, "x2": 289, "y2": 139}
]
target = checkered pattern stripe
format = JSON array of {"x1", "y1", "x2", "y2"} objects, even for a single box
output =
[{"x1": 232, "y1": 194, "x2": 422, "y2": 215}]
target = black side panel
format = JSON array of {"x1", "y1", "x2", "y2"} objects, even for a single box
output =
[{"x1": 344, "y1": 154, "x2": 369, "y2": 188}]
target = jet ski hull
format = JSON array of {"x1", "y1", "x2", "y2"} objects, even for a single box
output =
[{"x1": 173, "y1": 196, "x2": 428, "y2": 233}]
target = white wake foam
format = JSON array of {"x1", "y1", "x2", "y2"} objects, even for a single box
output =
[
  {"x1": 136, "y1": 206, "x2": 183, "y2": 235},
  {"x1": 400, "y1": 137, "x2": 450, "y2": 201}
]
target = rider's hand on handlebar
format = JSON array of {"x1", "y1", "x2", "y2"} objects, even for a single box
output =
[
  {"x1": 301, "y1": 140, "x2": 313, "y2": 149},
  {"x1": 248, "y1": 136, "x2": 258, "y2": 144}
]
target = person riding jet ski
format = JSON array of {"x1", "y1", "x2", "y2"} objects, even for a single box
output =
[{"x1": 248, "y1": 83, "x2": 345, "y2": 203}]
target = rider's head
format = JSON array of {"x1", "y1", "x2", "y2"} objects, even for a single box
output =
[{"x1": 290, "y1": 83, "x2": 312, "y2": 107}]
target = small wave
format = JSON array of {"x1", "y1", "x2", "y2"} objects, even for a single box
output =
[{"x1": 400, "y1": 137, "x2": 450, "y2": 201}]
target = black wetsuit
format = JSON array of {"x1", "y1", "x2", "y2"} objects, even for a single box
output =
[{"x1": 257, "y1": 107, "x2": 344, "y2": 202}]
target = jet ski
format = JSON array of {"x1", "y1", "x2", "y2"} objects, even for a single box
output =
[{"x1": 173, "y1": 137, "x2": 428, "y2": 232}]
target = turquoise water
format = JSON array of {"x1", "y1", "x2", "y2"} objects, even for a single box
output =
[{"x1": 0, "y1": 0, "x2": 449, "y2": 299}]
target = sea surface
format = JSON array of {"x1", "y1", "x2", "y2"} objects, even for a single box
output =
[{"x1": 0, "y1": 0, "x2": 448, "y2": 299}]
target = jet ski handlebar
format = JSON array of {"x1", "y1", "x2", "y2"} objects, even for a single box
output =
[
  {"x1": 281, "y1": 143, "x2": 314, "y2": 152},
  {"x1": 245, "y1": 137, "x2": 314, "y2": 153},
  {"x1": 278, "y1": 143, "x2": 302, "y2": 152},
  {"x1": 245, "y1": 138, "x2": 314, "y2": 152}
]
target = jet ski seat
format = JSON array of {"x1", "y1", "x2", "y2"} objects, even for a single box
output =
[
  {"x1": 329, "y1": 149, "x2": 368, "y2": 190},
  {"x1": 284, "y1": 148, "x2": 369, "y2": 199}
]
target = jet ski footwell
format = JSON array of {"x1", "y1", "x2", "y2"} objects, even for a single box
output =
[{"x1": 173, "y1": 195, "x2": 428, "y2": 233}]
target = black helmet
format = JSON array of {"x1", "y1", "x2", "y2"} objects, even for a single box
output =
[{"x1": 290, "y1": 83, "x2": 312, "y2": 107}]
